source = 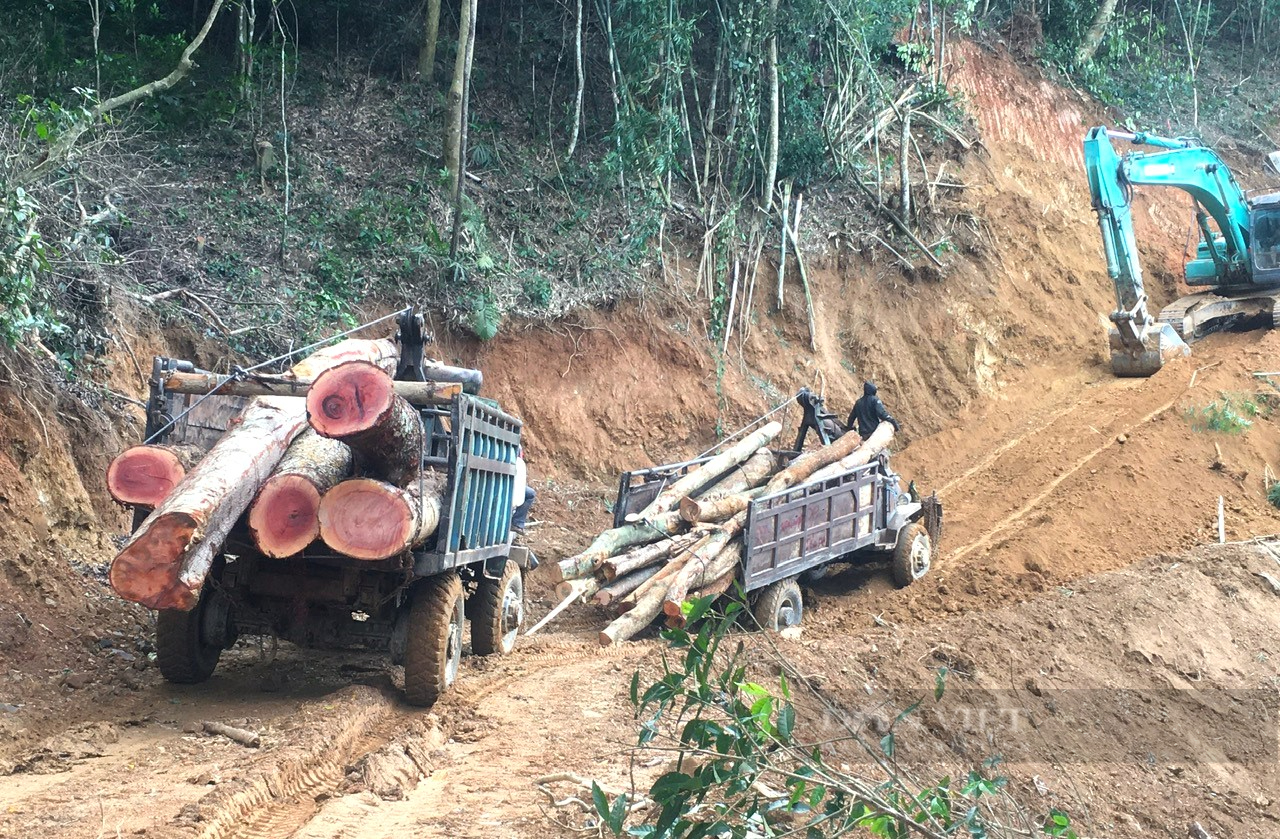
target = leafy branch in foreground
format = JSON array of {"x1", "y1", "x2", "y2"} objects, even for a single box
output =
[{"x1": 594, "y1": 596, "x2": 1078, "y2": 838}]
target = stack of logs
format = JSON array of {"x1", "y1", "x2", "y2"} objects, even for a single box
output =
[
  {"x1": 553, "y1": 420, "x2": 895, "y2": 646},
  {"x1": 106, "y1": 338, "x2": 462, "y2": 611}
]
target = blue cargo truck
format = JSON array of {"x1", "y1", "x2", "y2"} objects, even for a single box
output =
[{"x1": 137, "y1": 313, "x2": 528, "y2": 706}]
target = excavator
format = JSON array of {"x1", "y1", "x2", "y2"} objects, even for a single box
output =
[{"x1": 1082, "y1": 126, "x2": 1280, "y2": 376}]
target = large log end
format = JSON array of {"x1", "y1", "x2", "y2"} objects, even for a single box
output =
[
  {"x1": 106, "y1": 446, "x2": 187, "y2": 507},
  {"x1": 678, "y1": 496, "x2": 701, "y2": 524},
  {"x1": 661, "y1": 599, "x2": 684, "y2": 619},
  {"x1": 318, "y1": 480, "x2": 414, "y2": 561},
  {"x1": 306, "y1": 360, "x2": 396, "y2": 438},
  {"x1": 110, "y1": 512, "x2": 200, "y2": 610},
  {"x1": 249, "y1": 474, "x2": 323, "y2": 558}
]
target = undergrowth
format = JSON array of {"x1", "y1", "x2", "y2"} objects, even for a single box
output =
[{"x1": 1186, "y1": 393, "x2": 1269, "y2": 435}]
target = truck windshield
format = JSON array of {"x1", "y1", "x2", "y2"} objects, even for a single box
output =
[{"x1": 1256, "y1": 209, "x2": 1280, "y2": 270}]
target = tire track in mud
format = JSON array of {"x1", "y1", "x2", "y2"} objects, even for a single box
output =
[{"x1": 169, "y1": 636, "x2": 655, "y2": 839}]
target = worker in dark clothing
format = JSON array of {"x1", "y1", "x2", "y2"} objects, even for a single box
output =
[{"x1": 847, "y1": 381, "x2": 900, "y2": 440}]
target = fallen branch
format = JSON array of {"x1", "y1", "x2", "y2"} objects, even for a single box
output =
[{"x1": 202, "y1": 720, "x2": 261, "y2": 748}]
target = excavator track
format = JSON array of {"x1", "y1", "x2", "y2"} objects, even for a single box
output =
[{"x1": 1156, "y1": 287, "x2": 1280, "y2": 342}]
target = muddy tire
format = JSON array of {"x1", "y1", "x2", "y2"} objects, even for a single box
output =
[
  {"x1": 471, "y1": 560, "x2": 524, "y2": 656},
  {"x1": 752, "y1": 577, "x2": 804, "y2": 631},
  {"x1": 892, "y1": 521, "x2": 932, "y2": 588},
  {"x1": 404, "y1": 572, "x2": 465, "y2": 707},
  {"x1": 155, "y1": 604, "x2": 221, "y2": 685}
]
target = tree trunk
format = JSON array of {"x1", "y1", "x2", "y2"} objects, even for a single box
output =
[
  {"x1": 600, "y1": 533, "x2": 700, "y2": 581},
  {"x1": 306, "y1": 361, "x2": 425, "y2": 486},
  {"x1": 247, "y1": 430, "x2": 353, "y2": 558},
  {"x1": 161, "y1": 369, "x2": 461, "y2": 407},
  {"x1": 594, "y1": 564, "x2": 663, "y2": 606},
  {"x1": 762, "y1": 0, "x2": 781, "y2": 212},
  {"x1": 763, "y1": 421, "x2": 892, "y2": 494},
  {"x1": 109, "y1": 339, "x2": 398, "y2": 611},
  {"x1": 443, "y1": 0, "x2": 478, "y2": 201},
  {"x1": 318, "y1": 471, "x2": 445, "y2": 560},
  {"x1": 627, "y1": 420, "x2": 781, "y2": 522},
  {"x1": 566, "y1": 0, "x2": 585, "y2": 158},
  {"x1": 1075, "y1": 0, "x2": 1119, "y2": 64},
  {"x1": 679, "y1": 486, "x2": 765, "y2": 524},
  {"x1": 418, "y1": 0, "x2": 442, "y2": 78},
  {"x1": 556, "y1": 575, "x2": 600, "y2": 601},
  {"x1": 665, "y1": 543, "x2": 741, "y2": 628},
  {"x1": 106, "y1": 444, "x2": 202, "y2": 508},
  {"x1": 600, "y1": 547, "x2": 698, "y2": 645},
  {"x1": 552, "y1": 511, "x2": 687, "y2": 583},
  {"x1": 659, "y1": 513, "x2": 746, "y2": 617},
  {"x1": 690, "y1": 449, "x2": 775, "y2": 503},
  {"x1": 805, "y1": 422, "x2": 895, "y2": 483}
]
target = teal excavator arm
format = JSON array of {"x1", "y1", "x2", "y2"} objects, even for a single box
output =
[{"x1": 1081, "y1": 127, "x2": 1252, "y2": 375}]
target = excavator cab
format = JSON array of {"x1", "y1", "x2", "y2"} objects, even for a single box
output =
[{"x1": 1251, "y1": 197, "x2": 1280, "y2": 274}]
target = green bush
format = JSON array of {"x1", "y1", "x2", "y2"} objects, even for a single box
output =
[
  {"x1": 1268, "y1": 482, "x2": 1280, "y2": 510},
  {"x1": 1187, "y1": 395, "x2": 1265, "y2": 435}
]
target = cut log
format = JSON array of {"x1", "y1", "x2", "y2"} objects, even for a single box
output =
[
  {"x1": 110, "y1": 339, "x2": 399, "y2": 611},
  {"x1": 318, "y1": 471, "x2": 444, "y2": 560},
  {"x1": 690, "y1": 449, "x2": 775, "y2": 504},
  {"x1": 290, "y1": 338, "x2": 400, "y2": 379},
  {"x1": 551, "y1": 511, "x2": 687, "y2": 583},
  {"x1": 763, "y1": 423, "x2": 892, "y2": 495},
  {"x1": 247, "y1": 431, "x2": 353, "y2": 558},
  {"x1": 306, "y1": 361, "x2": 425, "y2": 486},
  {"x1": 599, "y1": 533, "x2": 701, "y2": 581},
  {"x1": 593, "y1": 565, "x2": 664, "y2": 606},
  {"x1": 111, "y1": 397, "x2": 313, "y2": 610},
  {"x1": 600, "y1": 546, "x2": 700, "y2": 646},
  {"x1": 423, "y1": 361, "x2": 483, "y2": 395},
  {"x1": 804, "y1": 422, "x2": 895, "y2": 483},
  {"x1": 556, "y1": 576, "x2": 600, "y2": 602},
  {"x1": 161, "y1": 369, "x2": 461, "y2": 407},
  {"x1": 627, "y1": 421, "x2": 782, "y2": 522},
  {"x1": 679, "y1": 486, "x2": 766, "y2": 524},
  {"x1": 663, "y1": 536, "x2": 745, "y2": 619},
  {"x1": 106, "y1": 444, "x2": 201, "y2": 508}
]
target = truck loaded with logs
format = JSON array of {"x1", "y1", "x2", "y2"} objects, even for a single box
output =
[
  {"x1": 548, "y1": 389, "x2": 943, "y2": 643},
  {"x1": 105, "y1": 310, "x2": 528, "y2": 706}
]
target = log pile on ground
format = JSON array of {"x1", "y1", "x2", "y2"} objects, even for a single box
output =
[
  {"x1": 108, "y1": 338, "x2": 466, "y2": 611},
  {"x1": 553, "y1": 421, "x2": 895, "y2": 646}
]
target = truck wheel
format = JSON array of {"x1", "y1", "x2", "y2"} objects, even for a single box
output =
[
  {"x1": 404, "y1": 573, "x2": 465, "y2": 707},
  {"x1": 156, "y1": 601, "x2": 222, "y2": 685},
  {"x1": 471, "y1": 560, "x2": 524, "y2": 656},
  {"x1": 892, "y1": 521, "x2": 932, "y2": 588},
  {"x1": 752, "y1": 577, "x2": 804, "y2": 631}
]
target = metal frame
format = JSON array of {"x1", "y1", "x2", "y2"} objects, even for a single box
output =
[
  {"x1": 741, "y1": 460, "x2": 902, "y2": 592},
  {"x1": 613, "y1": 454, "x2": 718, "y2": 527}
]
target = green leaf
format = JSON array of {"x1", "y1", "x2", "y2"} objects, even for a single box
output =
[
  {"x1": 777, "y1": 702, "x2": 795, "y2": 742},
  {"x1": 592, "y1": 782, "x2": 614, "y2": 834},
  {"x1": 880, "y1": 732, "x2": 895, "y2": 758},
  {"x1": 609, "y1": 792, "x2": 629, "y2": 834},
  {"x1": 935, "y1": 667, "x2": 949, "y2": 701},
  {"x1": 629, "y1": 670, "x2": 640, "y2": 706}
]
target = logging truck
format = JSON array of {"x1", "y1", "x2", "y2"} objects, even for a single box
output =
[
  {"x1": 113, "y1": 313, "x2": 528, "y2": 706},
  {"x1": 610, "y1": 395, "x2": 942, "y2": 632}
]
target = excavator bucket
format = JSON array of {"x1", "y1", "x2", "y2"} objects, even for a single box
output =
[{"x1": 1108, "y1": 322, "x2": 1189, "y2": 377}]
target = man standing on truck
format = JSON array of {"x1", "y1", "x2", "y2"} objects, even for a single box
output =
[{"x1": 847, "y1": 381, "x2": 900, "y2": 440}]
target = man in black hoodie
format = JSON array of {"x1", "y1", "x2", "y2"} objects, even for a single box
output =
[{"x1": 847, "y1": 381, "x2": 900, "y2": 440}]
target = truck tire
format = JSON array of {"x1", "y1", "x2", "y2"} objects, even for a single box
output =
[
  {"x1": 404, "y1": 572, "x2": 465, "y2": 707},
  {"x1": 156, "y1": 603, "x2": 221, "y2": 685},
  {"x1": 471, "y1": 560, "x2": 524, "y2": 656},
  {"x1": 752, "y1": 577, "x2": 804, "y2": 631},
  {"x1": 891, "y1": 521, "x2": 932, "y2": 588}
]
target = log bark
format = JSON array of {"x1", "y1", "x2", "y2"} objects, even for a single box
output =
[
  {"x1": 247, "y1": 431, "x2": 353, "y2": 558},
  {"x1": 307, "y1": 361, "x2": 425, "y2": 486},
  {"x1": 804, "y1": 422, "x2": 895, "y2": 483},
  {"x1": 663, "y1": 538, "x2": 744, "y2": 619},
  {"x1": 679, "y1": 486, "x2": 765, "y2": 524},
  {"x1": 593, "y1": 565, "x2": 664, "y2": 606},
  {"x1": 667, "y1": 556, "x2": 739, "y2": 630},
  {"x1": 627, "y1": 421, "x2": 782, "y2": 522},
  {"x1": 552, "y1": 511, "x2": 687, "y2": 583},
  {"x1": 763, "y1": 422, "x2": 893, "y2": 494},
  {"x1": 556, "y1": 576, "x2": 600, "y2": 602},
  {"x1": 109, "y1": 339, "x2": 398, "y2": 610},
  {"x1": 600, "y1": 547, "x2": 699, "y2": 646},
  {"x1": 599, "y1": 533, "x2": 701, "y2": 581},
  {"x1": 691, "y1": 449, "x2": 775, "y2": 503},
  {"x1": 318, "y1": 471, "x2": 444, "y2": 560},
  {"x1": 161, "y1": 370, "x2": 461, "y2": 407},
  {"x1": 660, "y1": 513, "x2": 746, "y2": 616},
  {"x1": 106, "y1": 444, "x2": 201, "y2": 507}
]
